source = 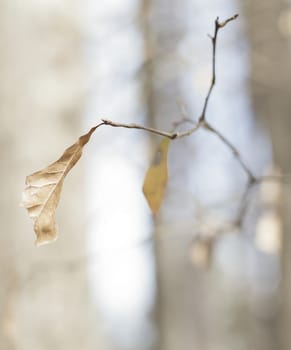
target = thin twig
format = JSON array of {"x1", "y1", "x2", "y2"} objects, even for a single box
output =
[
  {"x1": 101, "y1": 119, "x2": 179, "y2": 139},
  {"x1": 203, "y1": 121, "x2": 256, "y2": 182},
  {"x1": 235, "y1": 178, "x2": 256, "y2": 227},
  {"x1": 199, "y1": 14, "x2": 239, "y2": 122},
  {"x1": 102, "y1": 117, "x2": 205, "y2": 139}
]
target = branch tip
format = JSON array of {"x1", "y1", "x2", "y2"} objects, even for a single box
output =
[{"x1": 218, "y1": 14, "x2": 239, "y2": 28}]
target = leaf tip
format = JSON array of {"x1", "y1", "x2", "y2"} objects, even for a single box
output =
[
  {"x1": 35, "y1": 233, "x2": 58, "y2": 247},
  {"x1": 34, "y1": 220, "x2": 58, "y2": 246}
]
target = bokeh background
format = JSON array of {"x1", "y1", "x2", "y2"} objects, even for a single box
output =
[{"x1": 1, "y1": 0, "x2": 291, "y2": 349}]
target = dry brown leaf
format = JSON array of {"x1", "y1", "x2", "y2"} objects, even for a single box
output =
[
  {"x1": 21, "y1": 126, "x2": 98, "y2": 246},
  {"x1": 142, "y1": 138, "x2": 170, "y2": 214}
]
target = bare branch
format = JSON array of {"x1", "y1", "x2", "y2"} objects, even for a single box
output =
[
  {"x1": 101, "y1": 119, "x2": 179, "y2": 139},
  {"x1": 217, "y1": 14, "x2": 239, "y2": 28},
  {"x1": 203, "y1": 121, "x2": 256, "y2": 182},
  {"x1": 199, "y1": 14, "x2": 239, "y2": 122},
  {"x1": 234, "y1": 179, "x2": 256, "y2": 227},
  {"x1": 102, "y1": 118, "x2": 205, "y2": 140}
]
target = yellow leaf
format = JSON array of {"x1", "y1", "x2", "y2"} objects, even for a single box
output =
[
  {"x1": 142, "y1": 138, "x2": 170, "y2": 214},
  {"x1": 21, "y1": 126, "x2": 98, "y2": 246}
]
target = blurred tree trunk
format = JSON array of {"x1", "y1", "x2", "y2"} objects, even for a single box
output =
[
  {"x1": 140, "y1": 2, "x2": 162, "y2": 350},
  {"x1": 244, "y1": 1, "x2": 291, "y2": 349},
  {"x1": 0, "y1": 1, "x2": 104, "y2": 349},
  {"x1": 142, "y1": 2, "x2": 216, "y2": 349}
]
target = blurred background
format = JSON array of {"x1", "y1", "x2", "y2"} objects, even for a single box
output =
[{"x1": 1, "y1": 0, "x2": 291, "y2": 349}]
